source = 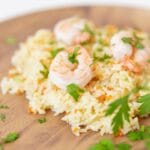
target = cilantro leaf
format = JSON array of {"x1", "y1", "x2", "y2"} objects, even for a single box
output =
[
  {"x1": 122, "y1": 37, "x2": 133, "y2": 45},
  {"x1": 82, "y1": 23, "x2": 94, "y2": 36},
  {"x1": 138, "y1": 94, "x2": 150, "y2": 116},
  {"x1": 68, "y1": 46, "x2": 80, "y2": 64},
  {"x1": 89, "y1": 139, "x2": 115, "y2": 150},
  {"x1": 40, "y1": 62, "x2": 49, "y2": 79},
  {"x1": 127, "y1": 126, "x2": 150, "y2": 141},
  {"x1": 106, "y1": 95, "x2": 130, "y2": 134},
  {"x1": 93, "y1": 53, "x2": 112, "y2": 62},
  {"x1": 38, "y1": 117, "x2": 47, "y2": 124},
  {"x1": 0, "y1": 113, "x2": 6, "y2": 122},
  {"x1": 117, "y1": 143, "x2": 132, "y2": 150},
  {"x1": 3, "y1": 132, "x2": 19, "y2": 143},
  {"x1": 67, "y1": 83, "x2": 84, "y2": 101},
  {"x1": 50, "y1": 47, "x2": 64, "y2": 58}
]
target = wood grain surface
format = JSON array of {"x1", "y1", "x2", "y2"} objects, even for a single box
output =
[{"x1": 0, "y1": 6, "x2": 150, "y2": 150}]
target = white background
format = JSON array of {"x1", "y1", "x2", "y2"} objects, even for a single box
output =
[{"x1": 0, "y1": 0, "x2": 150, "y2": 22}]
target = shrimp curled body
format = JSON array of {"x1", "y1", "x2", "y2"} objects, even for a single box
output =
[{"x1": 49, "y1": 47, "x2": 93, "y2": 89}]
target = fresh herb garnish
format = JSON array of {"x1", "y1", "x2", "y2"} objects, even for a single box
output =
[
  {"x1": 127, "y1": 126, "x2": 150, "y2": 141},
  {"x1": 38, "y1": 117, "x2": 47, "y2": 124},
  {"x1": 82, "y1": 23, "x2": 94, "y2": 36},
  {"x1": 67, "y1": 83, "x2": 84, "y2": 101},
  {"x1": 40, "y1": 62, "x2": 49, "y2": 79},
  {"x1": 0, "y1": 113, "x2": 6, "y2": 122},
  {"x1": 89, "y1": 139, "x2": 115, "y2": 150},
  {"x1": 116, "y1": 143, "x2": 132, "y2": 150},
  {"x1": 68, "y1": 46, "x2": 80, "y2": 64},
  {"x1": 98, "y1": 38, "x2": 109, "y2": 46},
  {"x1": 2, "y1": 132, "x2": 19, "y2": 143},
  {"x1": 5, "y1": 37, "x2": 17, "y2": 45},
  {"x1": 138, "y1": 94, "x2": 150, "y2": 116},
  {"x1": 122, "y1": 37, "x2": 133, "y2": 45},
  {"x1": 106, "y1": 95, "x2": 130, "y2": 134},
  {"x1": 122, "y1": 33, "x2": 144, "y2": 49},
  {"x1": 50, "y1": 47, "x2": 64, "y2": 58},
  {"x1": 0, "y1": 105, "x2": 9, "y2": 109},
  {"x1": 148, "y1": 59, "x2": 150, "y2": 63},
  {"x1": 93, "y1": 53, "x2": 112, "y2": 62}
]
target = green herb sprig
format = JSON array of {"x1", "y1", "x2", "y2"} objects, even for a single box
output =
[
  {"x1": 38, "y1": 117, "x2": 47, "y2": 124},
  {"x1": 67, "y1": 83, "x2": 84, "y2": 101},
  {"x1": 68, "y1": 46, "x2": 80, "y2": 64}
]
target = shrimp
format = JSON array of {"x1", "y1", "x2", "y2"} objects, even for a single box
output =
[
  {"x1": 49, "y1": 46, "x2": 93, "y2": 89},
  {"x1": 110, "y1": 31, "x2": 133, "y2": 60},
  {"x1": 110, "y1": 30, "x2": 150, "y2": 73},
  {"x1": 54, "y1": 17, "x2": 91, "y2": 45}
]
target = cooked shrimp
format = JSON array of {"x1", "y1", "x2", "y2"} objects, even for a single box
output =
[
  {"x1": 110, "y1": 31, "x2": 133, "y2": 60},
  {"x1": 49, "y1": 46, "x2": 93, "y2": 89},
  {"x1": 110, "y1": 31, "x2": 150, "y2": 73},
  {"x1": 54, "y1": 17, "x2": 91, "y2": 45}
]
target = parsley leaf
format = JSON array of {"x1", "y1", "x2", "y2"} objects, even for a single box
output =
[
  {"x1": 3, "y1": 132, "x2": 19, "y2": 143},
  {"x1": 0, "y1": 105, "x2": 9, "y2": 109},
  {"x1": 5, "y1": 37, "x2": 17, "y2": 45},
  {"x1": 40, "y1": 62, "x2": 49, "y2": 79},
  {"x1": 50, "y1": 47, "x2": 64, "y2": 58},
  {"x1": 89, "y1": 139, "x2": 115, "y2": 150},
  {"x1": 122, "y1": 33, "x2": 144, "y2": 49},
  {"x1": 38, "y1": 117, "x2": 47, "y2": 124},
  {"x1": 122, "y1": 37, "x2": 133, "y2": 45},
  {"x1": 106, "y1": 95, "x2": 130, "y2": 134},
  {"x1": 117, "y1": 143, "x2": 132, "y2": 150},
  {"x1": 127, "y1": 126, "x2": 150, "y2": 141},
  {"x1": 138, "y1": 94, "x2": 150, "y2": 116},
  {"x1": 0, "y1": 113, "x2": 6, "y2": 122},
  {"x1": 68, "y1": 46, "x2": 80, "y2": 64},
  {"x1": 93, "y1": 53, "x2": 112, "y2": 62},
  {"x1": 82, "y1": 23, "x2": 94, "y2": 36},
  {"x1": 67, "y1": 83, "x2": 84, "y2": 101}
]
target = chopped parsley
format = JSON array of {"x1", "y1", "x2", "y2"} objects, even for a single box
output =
[
  {"x1": 89, "y1": 139, "x2": 115, "y2": 150},
  {"x1": 40, "y1": 62, "x2": 49, "y2": 79},
  {"x1": 50, "y1": 47, "x2": 64, "y2": 58},
  {"x1": 122, "y1": 33, "x2": 144, "y2": 49},
  {"x1": 2, "y1": 132, "x2": 19, "y2": 143},
  {"x1": 127, "y1": 126, "x2": 150, "y2": 141},
  {"x1": 0, "y1": 105, "x2": 9, "y2": 109},
  {"x1": 0, "y1": 113, "x2": 6, "y2": 122},
  {"x1": 67, "y1": 83, "x2": 84, "y2": 101},
  {"x1": 138, "y1": 94, "x2": 150, "y2": 116},
  {"x1": 116, "y1": 143, "x2": 132, "y2": 150},
  {"x1": 106, "y1": 95, "x2": 130, "y2": 134},
  {"x1": 5, "y1": 37, "x2": 17, "y2": 45},
  {"x1": 68, "y1": 46, "x2": 80, "y2": 64},
  {"x1": 121, "y1": 37, "x2": 133, "y2": 45},
  {"x1": 82, "y1": 23, "x2": 95, "y2": 36},
  {"x1": 38, "y1": 117, "x2": 47, "y2": 124},
  {"x1": 93, "y1": 53, "x2": 112, "y2": 62}
]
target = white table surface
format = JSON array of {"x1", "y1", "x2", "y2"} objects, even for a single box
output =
[{"x1": 0, "y1": 0, "x2": 150, "y2": 22}]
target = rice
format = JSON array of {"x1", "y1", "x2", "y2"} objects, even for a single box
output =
[{"x1": 1, "y1": 20, "x2": 150, "y2": 136}]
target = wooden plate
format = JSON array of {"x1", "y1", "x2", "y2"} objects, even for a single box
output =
[{"x1": 0, "y1": 6, "x2": 150, "y2": 150}]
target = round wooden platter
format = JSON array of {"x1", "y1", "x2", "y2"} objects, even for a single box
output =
[{"x1": 0, "y1": 6, "x2": 150, "y2": 150}]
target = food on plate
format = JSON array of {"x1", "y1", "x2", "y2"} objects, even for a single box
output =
[{"x1": 1, "y1": 16, "x2": 150, "y2": 136}]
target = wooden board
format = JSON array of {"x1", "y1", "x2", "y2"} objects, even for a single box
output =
[{"x1": 0, "y1": 6, "x2": 150, "y2": 150}]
